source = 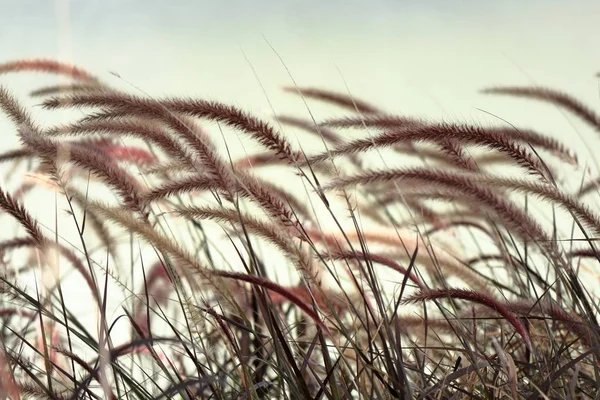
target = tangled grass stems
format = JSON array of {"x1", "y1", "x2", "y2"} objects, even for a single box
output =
[
  {"x1": 403, "y1": 287, "x2": 534, "y2": 351},
  {"x1": 1, "y1": 57, "x2": 600, "y2": 398},
  {"x1": 42, "y1": 92, "x2": 303, "y2": 165},
  {"x1": 305, "y1": 121, "x2": 551, "y2": 179}
]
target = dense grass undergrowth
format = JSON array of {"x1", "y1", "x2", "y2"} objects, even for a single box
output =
[{"x1": 1, "y1": 58, "x2": 600, "y2": 399}]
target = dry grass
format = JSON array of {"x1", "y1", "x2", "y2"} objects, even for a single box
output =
[{"x1": 0, "y1": 58, "x2": 599, "y2": 399}]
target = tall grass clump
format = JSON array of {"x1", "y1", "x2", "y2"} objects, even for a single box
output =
[{"x1": 0, "y1": 57, "x2": 600, "y2": 399}]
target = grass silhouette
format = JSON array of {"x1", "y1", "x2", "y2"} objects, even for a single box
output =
[{"x1": 0, "y1": 58, "x2": 599, "y2": 398}]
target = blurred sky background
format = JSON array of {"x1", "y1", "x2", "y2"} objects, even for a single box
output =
[
  {"x1": 0, "y1": 0, "x2": 599, "y2": 334},
  {"x1": 1, "y1": 0, "x2": 599, "y2": 127}
]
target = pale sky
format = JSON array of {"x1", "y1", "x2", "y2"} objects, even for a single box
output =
[{"x1": 2, "y1": 1, "x2": 598, "y2": 120}]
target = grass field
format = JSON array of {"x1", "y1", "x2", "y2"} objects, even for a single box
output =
[{"x1": 1, "y1": 58, "x2": 600, "y2": 399}]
